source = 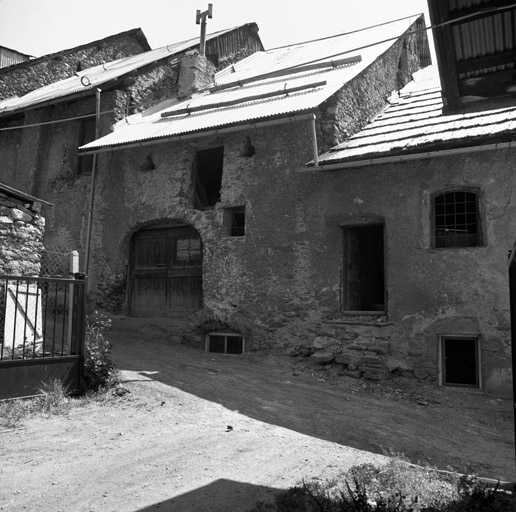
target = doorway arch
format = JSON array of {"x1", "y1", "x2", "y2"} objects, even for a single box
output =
[{"x1": 129, "y1": 224, "x2": 203, "y2": 317}]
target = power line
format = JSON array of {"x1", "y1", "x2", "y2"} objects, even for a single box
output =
[
  {"x1": 0, "y1": 110, "x2": 114, "y2": 131},
  {"x1": 0, "y1": 5, "x2": 515, "y2": 133}
]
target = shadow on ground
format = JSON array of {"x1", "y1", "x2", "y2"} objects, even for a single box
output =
[
  {"x1": 136, "y1": 479, "x2": 276, "y2": 512},
  {"x1": 108, "y1": 314, "x2": 515, "y2": 481}
]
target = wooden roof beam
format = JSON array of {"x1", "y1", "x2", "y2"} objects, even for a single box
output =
[
  {"x1": 428, "y1": 0, "x2": 461, "y2": 111},
  {"x1": 456, "y1": 49, "x2": 516, "y2": 74},
  {"x1": 448, "y1": 0, "x2": 516, "y2": 21}
]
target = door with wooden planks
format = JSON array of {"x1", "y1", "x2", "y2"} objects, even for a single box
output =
[{"x1": 129, "y1": 226, "x2": 202, "y2": 317}]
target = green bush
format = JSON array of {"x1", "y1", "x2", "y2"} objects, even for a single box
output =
[{"x1": 82, "y1": 311, "x2": 119, "y2": 392}]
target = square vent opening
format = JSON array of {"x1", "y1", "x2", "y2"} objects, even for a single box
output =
[{"x1": 205, "y1": 332, "x2": 245, "y2": 354}]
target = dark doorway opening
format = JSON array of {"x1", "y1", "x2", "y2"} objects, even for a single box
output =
[
  {"x1": 441, "y1": 336, "x2": 479, "y2": 388},
  {"x1": 342, "y1": 224, "x2": 385, "y2": 312},
  {"x1": 193, "y1": 146, "x2": 224, "y2": 209}
]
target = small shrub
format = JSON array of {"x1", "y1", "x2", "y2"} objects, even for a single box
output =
[
  {"x1": 435, "y1": 476, "x2": 515, "y2": 512},
  {"x1": 346, "y1": 458, "x2": 457, "y2": 508},
  {"x1": 83, "y1": 311, "x2": 120, "y2": 392}
]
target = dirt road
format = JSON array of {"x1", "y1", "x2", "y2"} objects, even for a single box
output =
[{"x1": 0, "y1": 314, "x2": 514, "y2": 511}]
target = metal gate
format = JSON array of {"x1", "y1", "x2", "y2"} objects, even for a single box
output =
[{"x1": 0, "y1": 274, "x2": 86, "y2": 399}]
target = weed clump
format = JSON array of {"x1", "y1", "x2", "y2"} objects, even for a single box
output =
[
  {"x1": 0, "y1": 379, "x2": 71, "y2": 429},
  {"x1": 83, "y1": 311, "x2": 119, "y2": 392},
  {"x1": 248, "y1": 457, "x2": 514, "y2": 511}
]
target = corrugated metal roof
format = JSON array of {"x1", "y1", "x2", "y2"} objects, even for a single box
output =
[
  {"x1": 316, "y1": 64, "x2": 516, "y2": 166},
  {"x1": 80, "y1": 15, "x2": 422, "y2": 152},
  {"x1": 0, "y1": 26, "x2": 252, "y2": 116},
  {"x1": 0, "y1": 46, "x2": 31, "y2": 69}
]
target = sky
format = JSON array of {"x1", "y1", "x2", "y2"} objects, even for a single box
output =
[{"x1": 0, "y1": 0, "x2": 434, "y2": 57}]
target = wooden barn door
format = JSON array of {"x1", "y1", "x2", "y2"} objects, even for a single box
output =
[{"x1": 130, "y1": 226, "x2": 202, "y2": 317}]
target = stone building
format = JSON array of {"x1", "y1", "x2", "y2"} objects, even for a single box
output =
[
  {"x1": 0, "y1": 183, "x2": 51, "y2": 276},
  {"x1": 0, "y1": 29, "x2": 151, "y2": 100},
  {"x1": 0, "y1": 23, "x2": 264, "y2": 258},
  {"x1": 73, "y1": 16, "x2": 432, "y2": 370},
  {"x1": 295, "y1": 0, "x2": 516, "y2": 397}
]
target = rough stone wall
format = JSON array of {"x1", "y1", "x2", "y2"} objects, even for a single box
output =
[
  {"x1": 84, "y1": 118, "x2": 514, "y2": 397},
  {"x1": 0, "y1": 34, "x2": 148, "y2": 100},
  {"x1": 0, "y1": 193, "x2": 45, "y2": 276},
  {"x1": 124, "y1": 63, "x2": 180, "y2": 115},
  {"x1": 318, "y1": 25, "x2": 428, "y2": 151}
]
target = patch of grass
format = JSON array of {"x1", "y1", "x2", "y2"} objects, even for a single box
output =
[
  {"x1": 0, "y1": 397, "x2": 35, "y2": 429},
  {"x1": 35, "y1": 378, "x2": 71, "y2": 416},
  {"x1": 0, "y1": 379, "x2": 70, "y2": 429},
  {"x1": 0, "y1": 378, "x2": 131, "y2": 430},
  {"x1": 248, "y1": 457, "x2": 515, "y2": 512}
]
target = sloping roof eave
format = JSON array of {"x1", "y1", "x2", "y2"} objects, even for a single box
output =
[
  {"x1": 0, "y1": 183, "x2": 53, "y2": 207},
  {"x1": 314, "y1": 135, "x2": 516, "y2": 169},
  {"x1": 79, "y1": 110, "x2": 318, "y2": 154}
]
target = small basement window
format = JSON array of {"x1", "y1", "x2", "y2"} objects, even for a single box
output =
[
  {"x1": 205, "y1": 332, "x2": 245, "y2": 354},
  {"x1": 193, "y1": 146, "x2": 224, "y2": 209},
  {"x1": 440, "y1": 336, "x2": 480, "y2": 388}
]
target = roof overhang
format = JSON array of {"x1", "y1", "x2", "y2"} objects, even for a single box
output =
[
  {"x1": 428, "y1": 0, "x2": 516, "y2": 112},
  {"x1": 78, "y1": 113, "x2": 317, "y2": 155},
  {"x1": 305, "y1": 137, "x2": 516, "y2": 170}
]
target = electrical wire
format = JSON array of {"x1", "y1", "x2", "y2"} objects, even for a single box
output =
[
  {"x1": 0, "y1": 110, "x2": 116, "y2": 131},
  {"x1": 0, "y1": 3, "x2": 515, "y2": 133}
]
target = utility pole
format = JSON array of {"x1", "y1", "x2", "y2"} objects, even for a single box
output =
[{"x1": 196, "y1": 3, "x2": 213, "y2": 56}]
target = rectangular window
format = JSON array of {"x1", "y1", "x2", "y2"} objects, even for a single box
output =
[
  {"x1": 440, "y1": 336, "x2": 480, "y2": 388},
  {"x1": 205, "y1": 332, "x2": 245, "y2": 354},
  {"x1": 193, "y1": 146, "x2": 224, "y2": 209},
  {"x1": 77, "y1": 117, "x2": 96, "y2": 175},
  {"x1": 224, "y1": 206, "x2": 245, "y2": 237},
  {"x1": 342, "y1": 224, "x2": 385, "y2": 312},
  {"x1": 434, "y1": 191, "x2": 480, "y2": 248}
]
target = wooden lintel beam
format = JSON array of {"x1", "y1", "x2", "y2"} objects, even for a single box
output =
[{"x1": 456, "y1": 50, "x2": 516, "y2": 75}]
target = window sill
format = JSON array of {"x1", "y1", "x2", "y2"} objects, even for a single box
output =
[{"x1": 341, "y1": 311, "x2": 386, "y2": 316}]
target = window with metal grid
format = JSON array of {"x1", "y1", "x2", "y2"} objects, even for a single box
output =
[{"x1": 434, "y1": 191, "x2": 480, "y2": 248}]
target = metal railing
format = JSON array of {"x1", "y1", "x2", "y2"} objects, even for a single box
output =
[{"x1": 0, "y1": 275, "x2": 86, "y2": 362}]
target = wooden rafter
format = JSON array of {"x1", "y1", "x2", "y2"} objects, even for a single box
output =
[{"x1": 428, "y1": 0, "x2": 461, "y2": 111}]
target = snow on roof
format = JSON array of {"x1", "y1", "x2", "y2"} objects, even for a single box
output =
[
  {"x1": 79, "y1": 15, "x2": 422, "y2": 152},
  {"x1": 316, "y1": 65, "x2": 516, "y2": 167}
]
